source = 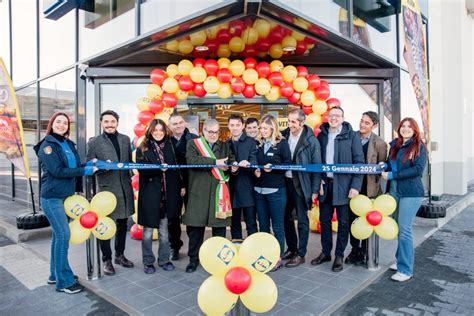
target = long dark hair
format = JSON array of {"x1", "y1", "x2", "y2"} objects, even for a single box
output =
[
  {"x1": 46, "y1": 112, "x2": 71, "y2": 137},
  {"x1": 138, "y1": 119, "x2": 172, "y2": 152},
  {"x1": 390, "y1": 117, "x2": 423, "y2": 162}
]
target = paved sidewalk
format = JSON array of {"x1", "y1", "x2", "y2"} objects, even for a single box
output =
[{"x1": 333, "y1": 204, "x2": 474, "y2": 315}]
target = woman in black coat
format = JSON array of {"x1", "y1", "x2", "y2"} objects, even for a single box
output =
[{"x1": 136, "y1": 119, "x2": 184, "y2": 274}]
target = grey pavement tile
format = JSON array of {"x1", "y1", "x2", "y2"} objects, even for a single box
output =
[
  {"x1": 307, "y1": 284, "x2": 348, "y2": 301},
  {"x1": 287, "y1": 294, "x2": 331, "y2": 315},
  {"x1": 169, "y1": 289, "x2": 198, "y2": 310},
  {"x1": 120, "y1": 290, "x2": 167, "y2": 312},
  {"x1": 275, "y1": 286, "x2": 306, "y2": 305},
  {"x1": 88, "y1": 275, "x2": 132, "y2": 290},
  {"x1": 177, "y1": 309, "x2": 200, "y2": 316},
  {"x1": 325, "y1": 275, "x2": 362, "y2": 290},
  {"x1": 272, "y1": 305, "x2": 314, "y2": 315},
  {"x1": 297, "y1": 269, "x2": 334, "y2": 284},
  {"x1": 152, "y1": 281, "x2": 192, "y2": 299},
  {"x1": 280, "y1": 276, "x2": 321, "y2": 294},
  {"x1": 253, "y1": 303, "x2": 287, "y2": 315},
  {"x1": 134, "y1": 274, "x2": 173, "y2": 290},
  {"x1": 175, "y1": 273, "x2": 208, "y2": 290},
  {"x1": 106, "y1": 282, "x2": 148, "y2": 301},
  {"x1": 339, "y1": 265, "x2": 377, "y2": 281},
  {"x1": 142, "y1": 299, "x2": 187, "y2": 316}
]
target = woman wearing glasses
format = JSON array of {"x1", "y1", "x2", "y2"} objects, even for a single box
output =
[{"x1": 254, "y1": 114, "x2": 292, "y2": 271}]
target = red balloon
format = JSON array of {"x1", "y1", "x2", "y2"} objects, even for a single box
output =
[
  {"x1": 150, "y1": 69, "x2": 166, "y2": 86},
  {"x1": 280, "y1": 82, "x2": 294, "y2": 97},
  {"x1": 193, "y1": 58, "x2": 206, "y2": 67},
  {"x1": 204, "y1": 59, "x2": 219, "y2": 76},
  {"x1": 134, "y1": 124, "x2": 146, "y2": 137},
  {"x1": 313, "y1": 126, "x2": 321, "y2": 137},
  {"x1": 255, "y1": 38, "x2": 271, "y2": 52},
  {"x1": 307, "y1": 74, "x2": 321, "y2": 90},
  {"x1": 179, "y1": 76, "x2": 195, "y2": 92},
  {"x1": 216, "y1": 68, "x2": 232, "y2": 83},
  {"x1": 326, "y1": 98, "x2": 341, "y2": 108},
  {"x1": 256, "y1": 62, "x2": 271, "y2": 78},
  {"x1": 320, "y1": 80, "x2": 329, "y2": 88},
  {"x1": 287, "y1": 92, "x2": 301, "y2": 104},
  {"x1": 80, "y1": 211, "x2": 98, "y2": 229},
  {"x1": 130, "y1": 224, "x2": 143, "y2": 240},
  {"x1": 243, "y1": 58, "x2": 257, "y2": 69},
  {"x1": 242, "y1": 84, "x2": 256, "y2": 98},
  {"x1": 305, "y1": 36, "x2": 317, "y2": 45},
  {"x1": 268, "y1": 72, "x2": 284, "y2": 87},
  {"x1": 317, "y1": 222, "x2": 321, "y2": 233},
  {"x1": 366, "y1": 211, "x2": 383, "y2": 226},
  {"x1": 217, "y1": 29, "x2": 232, "y2": 44},
  {"x1": 162, "y1": 93, "x2": 178, "y2": 108},
  {"x1": 229, "y1": 20, "x2": 245, "y2": 36},
  {"x1": 149, "y1": 99, "x2": 165, "y2": 114},
  {"x1": 269, "y1": 26, "x2": 284, "y2": 44},
  {"x1": 279, "y1": 13, "x2": 294, "y2": 24},
  {"x1": 296, "y1": 66, "x2": 309, "y2": 78},
  {"x1": 295, "y1": 41, "x2": 308, "y2": 55},
  {"x1": 321, "y1": 112, "x2": 329, "y2": 123},
  {"x1": 192, "y1": 49, "x2": 208, "y2": 59},
  {"x1": 302, "y1": 106, "x2": 312, "y2": 115},
  {"x1": 138, "y1": 111, "x2": 154, "y2": 125},
  {"x1": 242, "y1": 45, "x2": 256, "y2": 58},
  {"x1": 230, "y1": 77, "x2": 245, "y2": 93},
  {"x1": 193, "y1": 83, "x2": 207, "y2": 97},
  {"x1": 224, "y1": 267, "x2": 252, "y2": 295},
  {"x1": 316, "y1": 86, "x2": 330, "y2": 100},
  {"x1": 332, "y1": 210, "x2": 337, "y2": 222},
  {"x1": 205, "y1": 39, "x2": 218, "y2": 53},
  {"x1": 131, "y1": 175, "x2": 139, "y2": 190}
]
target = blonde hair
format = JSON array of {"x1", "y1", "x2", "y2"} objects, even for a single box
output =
[{"x1": 257, "y1": 114, "x2": 284, "y2": 147}]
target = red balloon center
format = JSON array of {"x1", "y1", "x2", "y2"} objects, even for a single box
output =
[
  {"x1": 366, "y1": 210, "x2": 383, "y2": 226},
  {"x1": 79, "y1": 211, "x2": 98, "y2": 229},
  {"x1": 224, "y1": 267, "x2": 252, "y2": 295}
]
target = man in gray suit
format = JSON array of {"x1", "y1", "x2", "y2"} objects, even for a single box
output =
[{"x1": 87, "y1": 110, "x2": 135, "y2": 275}]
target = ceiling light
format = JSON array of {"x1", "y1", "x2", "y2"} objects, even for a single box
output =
[
  {"x1": 283, "y1": 46, "x2": 296, "y2": 52},
  {"x1": 196, "y1": 46, "x2": 209, "y2": 51}
]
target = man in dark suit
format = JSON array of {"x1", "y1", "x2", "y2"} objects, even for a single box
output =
[
  {"x1": 226, "y1": 114, "x2": 258, "y2": 241},
  {"x1": 86, "y1": 110, "x2": 134, "y2": 275}
]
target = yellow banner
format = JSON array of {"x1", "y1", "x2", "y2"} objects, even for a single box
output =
[{"x1": 0, "y1": 58, "x2": 31, "y2": 178}]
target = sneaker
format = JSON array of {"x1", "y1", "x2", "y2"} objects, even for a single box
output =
[
  {"x1": 389, "y1": 263, "x2": 397, "y2": 271},
  {"x1": 47, "y1": 275, "x2": 78, "y2": 285},
  {"x1": 270, "y1": 259, "x2": 284, "y2": 272},
  {"x1": 391, "y1": 272, "x2": 412, "y2": 282},
  {"x1": 56, "y1": 283, "x2": 84, "y2": 294},
  {"x1": 159, "y1": 262, "x2": 175, "y2": 271},
  {"x1": 144, "y1": 265, "x2": 156, "y2": 274}
]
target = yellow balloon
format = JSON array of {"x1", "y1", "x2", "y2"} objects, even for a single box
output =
[
  {"x1": 332, "y1": 221, "x2": 338, "y2": 232},
  {"x1": 198, "y1": 276, "x2": 238, "y2": 315},
  {"x1": 373, "y1": 194, "x2": 397, "y2": 216},
  {"x1": 292, "y1": 30, "x2": 306, "y2": 41},
  {"x1": 146, "y1": 85, "x2": 162, "y2": 99},
  {"x1": 132, "y1": 212, "x2": 137, "y2": 223},
  {"x1": 255, "y1": 78, "x2": 271, "y2": 95},
  {"x1": 243, "y1": 69, "x2": 258, "y2": 85},
  {"x1": 92, "y1": 217, "x2": 116, "y2": 240},
  {"x1": 218, "y1": 83, "x2": 232, "y2": 99},
  {"x1": 64, "y1": 195, "x2": 90, "y2": 219},
  {"x1": 190, "y1": 67, "x2": 207, "y2": 83},
  {"x1": 301, "y1": 90, "x2": 316, "y2": 106},
  {"x1": 242, "y1": 27, "x2": 259, "y2": 45},
  {"x1": 190, "y1": 31, "x2": 207, "y2": 46},
  {"x1": 282, "y1": 65, "x2": 298, "y2": 83},
  {"x1": 309, "y1": 206, "x2": 320, "y2": 222},
  {"x1": 162, "y1": 77, "x2": 179, "y2": 93},
  {"x1": 309, "y1": 220, "x2": 318, "y2": 232},
  {"x1": 238, "y1": 232, "x2": 280, "y2": 274},
  {"x1": 176, "y1": 89, "x2": 188, "y2": 100},
  {"x1": 293, "y1": 77, "x2": 309, "y2": 92},
  {"x1": 132, "y1": 149, "x2": 136, "y2": 163},
  {"x1": 177, "y1": 59, "x2": 193, "y2": 76},
  {"x1": 229, "y1": 60, "x2": 245, "y2": 77},
  {"x1": 134, "y1": 199, "x2": 138, "y2": 212},
  {"x1": 306, "y1": 113, "x2": 322, "y2": 128},
  {"x1": 374, "y1": 217, "x2": 399, "y2": 240},
  {"x1": 165, "y1": 40, "x2": 178, "y2": 52},
  {"x1": 90, "y1": 191, "x2": 117, "y2": 217},
  {"x1": 153, "y1": 229, "x2": 158, "y2": 241},
  {"x1": 166, "y1": 64, "x2": 178, "y2": 78},
  {"x1": 217, "y1": 58, "x2": 231, "y2": 69},
  {"x1": 270, "y1": 60, "x2": 284, "y2": 73},
  {"x1": 155, "y1": 111, "x2": 170, "y2": 124},
  {"x1": 257, "y1": 51, "x2": 267, "y2": 59},
  {"x1": 203, "y1": 76, "x2": 220, "y2": 93},
  {"x1": 178, "y1": 40, "x2": 194, "y2": 54},
  {"x1": 254, "y1": 19, "x2": 271, "y2": 38},
  {"x1": 229, "y1": 36, "x2": 245, "y2": 53},
  {"x1": 349, "y1": 194, "x2": 373, "y2": 217},
  {"x1": 269, "y1": 43, "x2": 283, "y2": 59},
  {"x1": 69, "y1": 219, "x2": 91, "y2": 245},
  {"x1": 217, "y1": 44, "x2": 231, "y2": 58},
  {"x1": 265, "y1": 86, "x2": 280, "y2": 101},
  {"x1": 240, "y1": 273, "x2": 278, "y2": 313},
  {"x1": 136, "y1": 97, "x2": 151, "y2": 111},
  {"x1": 282, "y1": 36, "x2": 297, "y2": 50},
  {"x1": 199, "y1": 236, "x2": 238, "y2": 275},
  {"x1": 351, "y1": 217, "x2": 374, "y2": 240},
  {"x1": 312, "y1": 100, "x2": 328, "y2": 115}
]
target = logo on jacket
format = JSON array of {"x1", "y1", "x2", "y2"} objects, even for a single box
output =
[
  {"x1": 217, "y1": 244, "x2": 235, "y2": 265},
  {"x1": 43, "y1": 146, "x2": 52, "y2": 155}
]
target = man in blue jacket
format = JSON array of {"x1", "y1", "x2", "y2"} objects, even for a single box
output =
[
  {"x1": 281, "y1": 108, "x2": 322, "y2": 268},
  {"x1": 311, "y1": 106, "x2": 365, "y2": 272}
]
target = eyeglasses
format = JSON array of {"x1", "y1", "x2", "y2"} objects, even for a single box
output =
[
  {"x1": 328, "y1": 114, "x2": 343, "y2": 119},
  {"x1": 205, "y1": 129, "x2": 219, "y2": 135}
]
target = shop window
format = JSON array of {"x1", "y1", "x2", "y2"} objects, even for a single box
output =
[
  {"x1": 0, "y1": 0, "x2": 11, "y2": 74},
  {"x1": 82, "y1": 0, "x2": 135, "y2": 29}
]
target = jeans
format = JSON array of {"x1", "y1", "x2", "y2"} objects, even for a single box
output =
[
  {"x1": 230, "y1": 206, "x2": 258, "y2": 240},
  {"x1": 142, "y1": 218, "x2": 170, "y2": 266},
  {"x1": 40, "y1": 197, "x2": 76, "y2": 289},
  {"x1": 186, "y1": 226, "x2": 226, "y2": 264},
  {"x1": 255, "y1": 188, "x2": 287, "y2": 257},
  {"x1": 284, "y1": 178, "x2": 310, "y2": 257},
  {"x1": 99, "y1": 217, "x2": 128, "y2": 262}
]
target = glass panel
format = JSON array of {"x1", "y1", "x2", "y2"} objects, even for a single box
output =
[
  {"x1": 79, "y1": 1, "x2": 135, "y2": 59},
  {"x1": 39, "y1": 2, "x2": 75, "y2": 76},
  {"x1": 400, "y1": 70, "x2": 424, "y2": 135},
  {"x1": 382, "y1": 80, "x2": 393, "y2": 141},
  {"x1": 0, "y1": 0, "x2": 11, "y2": 74},
  {"x1": 11, "y1": 1, "x2": 37, "y2": 86},
  {"x1": 39, "y1": 69, "x2": 76, "y2": 141},
  {"x1": 189, "y1": 105, "x2": 213, "y2": 133},
  {"x1": 214, "y1": 104, "x2": 261, "y2": 140}
]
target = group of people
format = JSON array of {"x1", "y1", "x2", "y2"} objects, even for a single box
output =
[{"x1": 36, "y1": 106, "x2": 427, "y2": 294}]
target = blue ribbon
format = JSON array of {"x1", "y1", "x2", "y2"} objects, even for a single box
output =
[{"x1": 91, "y1": 160, "x2": 382, "y2": 174}]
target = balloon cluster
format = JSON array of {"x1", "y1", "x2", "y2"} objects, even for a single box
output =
[
  {"x1": 349, "y1": 194, "x2": 399, "y2": 240},
  {"x1": 63, "y1": 192, "x2": 117, "y2": 244},
  {"x1": 198, "y1": 233, "x2": 279, "y2": 315},
  {"x1": 309, "y1": 203, "x2": 338, "y2": 233}
]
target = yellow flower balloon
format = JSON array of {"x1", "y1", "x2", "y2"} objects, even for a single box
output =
[
  {"x1": 199, "y1": 236, "x2": 238, "y2": 276},
  {"x1": 374, "y1": 217, "x2": 399, "y2": 240},
  {"x1": 198, "y1": 276, "x2": 238, "y2": 315},
  {"x1": 64, "y1": 195, "x2": 90, "y2": 219},
  {"x1": 238, "y1": 232, "x2": 280, "y2": 274},
  {"x1": 373, "y1": 194, "x2": 397, "y2": 216},
  {"x1": 351, "y1": 217, "x2": 374, "y2": 240},
  {"x1": 90, "y1": 191, "x2": 117, "y2": 217},
  {"x1": 69, "y1": 219, "x2": 91, "y2": 245},
  {"x1": 349, "y1": 194, "x2": 373, "y2": 217},
  {"x1": 92, "y1": 217, "x2": 117, "y2": 240},
  {"x1": 240, "y1": 273, "x2": 278, "y2": 313}
]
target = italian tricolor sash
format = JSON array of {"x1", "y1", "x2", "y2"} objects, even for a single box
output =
[{"x1": 193, "y1": 137, "x2": 232, "y2": 219}]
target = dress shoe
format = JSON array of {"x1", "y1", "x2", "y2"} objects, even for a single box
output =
[
  {"x1": 344, "y1": 249, "x2": 359, "y2": 264},
  {"x1": 103, "y1": 260, "x2": 115, "y2": 276},
  {"x1": 186, "y1": 262, "x2": 198, "y2": 273},
  {"x1": 310, "y1": 253, "x2": 331, "y2": 266},
  {"x1": 270, "y1": 259, "x2": 284, "y2": 272},
  {"x1": 332, "y1": 256, "x2": 344, "y2": 272},
  {"x1": 285, "y1": 256, "x2": 305, "y2": 268},
  {"x1": 115, "y1": 255, "x2": 134, "y2": 268},
  {"x1": 281, "y1": 250, "x2": 297, "y2": 260},
  {"x1": 170, "y1": 249, "x2": 180, "y2": 261},
  {"x1": 159, "y1": 262, "x2": 175, "y2": 271}
]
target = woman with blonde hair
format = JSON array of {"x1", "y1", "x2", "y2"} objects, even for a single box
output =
[{"x1": 254, "y1": 115, "x2": 291, "y2": 271}]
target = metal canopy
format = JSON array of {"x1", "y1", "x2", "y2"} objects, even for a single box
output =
[{"x1": 86, "y1": 0, "x2": 397, "y2": 69}]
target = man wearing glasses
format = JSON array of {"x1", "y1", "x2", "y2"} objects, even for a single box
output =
[
  {"x1": 311, "y1": 106, "x2": 365, "y2": 272},
  {"x1": 183, "y1": 119, "x2": 236, "y2": 273}
]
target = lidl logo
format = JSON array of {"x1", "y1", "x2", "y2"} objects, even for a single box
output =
[
  {"x1": 217, "y1": 245, "x2": 235, "y2": 265},
  {"x1": 251, "y1": 255, "x2": 272, "y2": 273}
]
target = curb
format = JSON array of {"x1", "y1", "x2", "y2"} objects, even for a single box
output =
[{"x1": 0, "y1": 218, "x2": 51, "y2": 243}]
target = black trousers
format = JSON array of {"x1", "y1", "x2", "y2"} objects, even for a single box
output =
[
  {"x1": 186, "y1": 226, "x2": 226, "y2": 264},
  {"x1": 349, "y1": 207, "x2": 367, "y2": 254},
  {"x1": 100, "y1": 218, "x2": 128, "y2": 262},
  {"x1": 168, "y1": 216, "x2": 183, "y2": 251}
]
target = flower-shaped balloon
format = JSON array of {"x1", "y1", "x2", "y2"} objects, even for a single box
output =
[
  {"x1": 349, "y1": 194, "x2": 398, "y2": 240},
  {"x1": 63, "y1": 192, "x2": 117, "y2": 244},
  {"x1": 197, "y1": 233, "x2": 280, "y2": 315}
]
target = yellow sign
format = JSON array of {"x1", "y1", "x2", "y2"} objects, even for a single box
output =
[{"x1": 277, "y1": 118, "x2": 287, "y2": 131}]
